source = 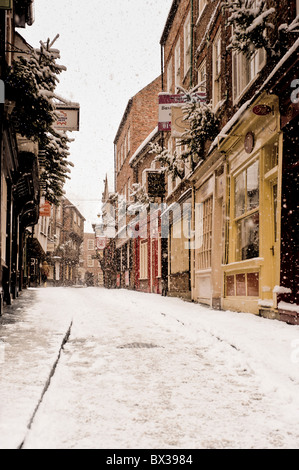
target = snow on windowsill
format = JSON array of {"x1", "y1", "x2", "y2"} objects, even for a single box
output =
[
  {"x1": 278, "y1": 301, "x2": 299, "y2": 313},
  {"x1": 258, "y1": 300, "x2": 274, "y2": 308},
  {"x1": 273, "y1": 285, "x2": 292, "y2": 294}
]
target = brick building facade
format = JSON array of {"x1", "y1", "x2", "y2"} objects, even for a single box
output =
[
  {"x1": 100, "y1": 0, "x2": 299, "y2": 323},
  {"x1": 112, "y1": 75, "x2": 162, "y2": 290},
  {"x1": 80, "y1": 233, "x2": 103, "y2": 287}
]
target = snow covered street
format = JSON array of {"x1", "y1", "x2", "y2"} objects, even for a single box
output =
[{"x1": 1, "y1": 287, "x2": 299, "y2": 449}]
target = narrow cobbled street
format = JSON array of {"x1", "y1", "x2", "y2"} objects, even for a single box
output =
[{"x1": 1, "y1": 287, "x2": 299, "y2": 449}]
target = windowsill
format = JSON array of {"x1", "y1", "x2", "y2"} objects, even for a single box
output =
[
  {"x1": 264, "y1": 166, "x2": 278, "y2": 180},
  {"x1": 222, "y1": 258, "x2": 264, "y2": 272},
  {"x1": 225, "y1": 295, "x2": 259, "y2": 299}
]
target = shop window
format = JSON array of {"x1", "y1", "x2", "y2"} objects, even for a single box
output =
[
  {"x1": 234, "y1": 160, "x2": 259, "y2": 261},
  {"x1": 1, "y1": 173, "x2": 7, "y2": 263},
  {"x1": 236, "y1": 212, "x2": 259, "y2": 260},
  {"x1": 140, "y1": 241, "x2": 148, "y2": 279},
  {"x1": 236, "y1": 273, "x2": 246, "y2": 296},
  {"x1": 157, "y1": 236, "x2": 162, "y2": 278},
  {"x1": 197, "y1": 196, "x2": 213, "y2": 269},
  {"x1": 171, "y1": 211, "x2": 190, "y2": 275},
  {"x1": 225, "y1": 272, "x2": 259, "y2": 297},
  {"x1": 226, "y1": 275, "x2": 235, "y2": 296},
  {"x1": 247, "y1": 272, "x2": 259, "y2": 296},
  {"x1": 265, "y1": 139, "x2": 279, "y2": 174}
]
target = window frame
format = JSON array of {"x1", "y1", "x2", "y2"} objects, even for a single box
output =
[
  {"x1": 212, "y1": 28, "x2": 222, "y2": 109},
  {"x1": 184, "y1": 11, "x2": 191, "y2": 77},
  {"x1": 174, "y1": 39, "x2": 181, "y2": 92},
  {"x1": 88, "y1": 239, "x2": 94, "y2": 251},
  {"x1": 198, "y1": 0, "x2": 207, "y2": 20},
  {"x1": 196, "y1": 195, "x2": 213, "y2": 270},
  {"x1": 197, "y1": 58, "x2": 206, "y2": 92},
  {"x1": 87, "y1": 254, "x2": 94, "y2": 268},
  {"x1": 139, "y1": 241, "x2": 148, "y2": 280},
  {"x1": 233, "y1": 159, "x2": 260, "y2": 262},
  {"x1": 232, "y1": 48, "x2": 266, "y2": 103}
]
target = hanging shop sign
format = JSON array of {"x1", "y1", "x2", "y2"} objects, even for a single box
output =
[
  {"x1": 158, "y1": 92, "x2": 206, "y2": 131},
  {"x1": 96, "y1": 237, "x2": 107, "y2": 250},
  {"x1": 252, "y1": 104, "x2": 272, "y2": 116},
  {"x1": 39, "y1": 201, "x2": 51, "y2": 217},
  {"x1": 0, "y1": 1, "x2": 12, "y2": 9},
  {"x1": 144, "y1": 170, "x2": 165, "y2": 198},
  {"x1": 171, "y1": 105, "x2": 191, "y2": 137},
  {"x1": 244, "y1": 131, "x2": 255, "y2": 154},
  {"x1": 53, "y1": 104, "x2": 80, "y2": 131}
]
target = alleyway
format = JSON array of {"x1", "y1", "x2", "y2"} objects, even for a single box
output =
[{"x1": 1, "y1": 287, "x2": 299, "y2": 449}]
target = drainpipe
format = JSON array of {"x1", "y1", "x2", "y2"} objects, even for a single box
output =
[{"x1": 161, "y1": 43, "x2": 164, "y2": 91}]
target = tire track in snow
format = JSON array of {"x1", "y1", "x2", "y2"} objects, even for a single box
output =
[
  {"x1": 160, "y1": 311, "x2": 240, "y2": 351},
  {"x1": 18, "y1": 320, "x2": 73, "y2": 449}
]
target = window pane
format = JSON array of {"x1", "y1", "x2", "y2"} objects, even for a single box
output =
[
  {"x1": 247, "y1": 272, "x2": 259, "y2": 296},
  {"x1": 273, "y1": 183, "x2": 278, "y2": 242},
  {"x1": 235, "y1": 172, "x2": 245, "y2": 217},
  {"x1": 226, "y1": 275, "x2": 235, "y2": 296},
  {"x1": 237, "y1": 212, "x2": 259, "y2": 260},
  {"x1": 236, "y1": 273, "x2": 246, "y2": 296},
  {"x1": 247, "y1": 160, "x2": 259, "y2": 211}
]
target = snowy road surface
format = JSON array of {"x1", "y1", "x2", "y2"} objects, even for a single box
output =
[{"x1": 1, "y1": 287, "x2": 299, "y2": 449}]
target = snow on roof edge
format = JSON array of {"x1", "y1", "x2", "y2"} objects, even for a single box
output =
[{"x1": 129, "y1": 126, "x2": 159, "y2": 166}]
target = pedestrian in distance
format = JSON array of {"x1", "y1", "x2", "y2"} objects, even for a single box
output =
[{"x1": 41, "y1": 261, "x2": 50, "y2": 287}]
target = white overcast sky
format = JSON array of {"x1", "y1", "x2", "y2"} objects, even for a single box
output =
[{"x1": 21, "y1": 0, "x2": 173, "y2": 231}]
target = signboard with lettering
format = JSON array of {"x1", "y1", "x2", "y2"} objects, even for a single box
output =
[
  {"x1": 171, "y1": 105, "x2": 191, "y2": 137},
  {"x1": 158, "y1": 92, "x2": 206, "y2": 132},
  {"x1": 0, "y1": 0, "x2": 12, "y2": 9},
  {"x1": 146, "y1": 171, "x2": 165, "y2": 198},
  {"x1": 53, "y1": 105, "x2": 80, "y2": 131},
  {"x1": 39, "y1": 201, "x2": 51, "y2": 217}
]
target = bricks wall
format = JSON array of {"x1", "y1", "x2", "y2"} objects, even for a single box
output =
[
  {"x1": 114, "y1": 76, "x2": 162, "y2": 197},
  {"x1": 82, "y1": 233, "x2": 103, "y2": 286}
]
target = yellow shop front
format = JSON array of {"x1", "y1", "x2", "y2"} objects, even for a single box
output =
[{"x1": 220, "y1": 92, "x2": 282, "y2": 316}]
